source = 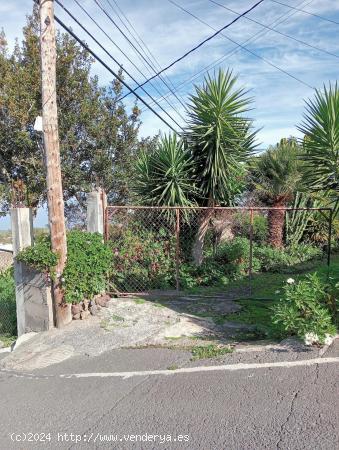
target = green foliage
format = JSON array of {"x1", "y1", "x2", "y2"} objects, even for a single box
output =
[
  {"x1": 254, "y1": 244, "x2": 322, "y2": 273},
  {"x1": 251, "y1": 138, "x2": 303, "y2": 206},
  {"x1": 215, "y1": 237, "x2": 261, "y2": 275},
  {"x1": 225, "y1": 298, "x2": 284, "y2": 340},
  {"x1": 109, "y1": 227, "x2": 175, "y2": 291},
  {"x1": 232, "y1": 212, "x2": 268, "y2": 244},
  {"x1": 273, "y1": 274, "x2": 337, "y2": 343},
  {"x1": 179, "y1": 238, "x2": 323, "y2": 290},
  {"x1": 186, "y1": 69, "x2": 257, "y2": 206},
  {"x1": 179, "y1": 261, "x2": 229, "y2": 289},
  {"x1": 17, "y1": 235, "x2": 58, "y2": 273},
  {"x1": 250, "y1": 138, "x2": 304, "y2": 247},
  {"x1": 18, "y1": 231, "x2": 112, "y2": 303},
  {"x1": 285, "y1": 192, "x2": 312, "y2": 246},
  {"x1": 191, "y1": 344, "x2": 233, "y2": 360},
  {"x1": 0, "y1": 7, "x2": 143, "y2": 218},
  {"x1": 299, "y1": 83, "x2": 339, "y2": 204},
  {"x1": 63, "y1": 231, "x2": 112, "y2": 303},
  {"x1": 0, "y1": 268, "x2": 16, "y2": 338},
  {"x1": 133, "y1": 134, "x2": 196, "y2": 207}
]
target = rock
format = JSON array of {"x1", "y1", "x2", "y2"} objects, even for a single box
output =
[
  {"x1": 81, "y1": 299, "x2": 89, "y2": 311},
  {"x1": 95, "y1": 295, "x2": 110, "y2": 307},
  {"x1": 73, "y1": 313, "x2": 81, "y2": 320},
  {"x1": 89, "y1": 304, "x2": 98, "y2": 316},
  {"x1": 71, "y1": 304, "x2": 82, "y2": 316},
  {"x1": 80, "y1": 310, "x2": 91, "y2": 320}
]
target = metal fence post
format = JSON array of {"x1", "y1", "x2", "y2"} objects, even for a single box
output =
[
  {"x1": 327, "y1": 208, "x2": 333, "y2": 279},
  {"x1": 175, "y1": 208, "x2": 180, "y2": 292},
  {"x1": 249, "y1": 208, "x2": 254, "y2": 298}
]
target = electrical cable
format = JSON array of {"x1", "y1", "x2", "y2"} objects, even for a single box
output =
[
  {"x1": 104, "y1": 0, "x2": 187, "y2": 107},
  {"x1": 51, "y1": 13, "x2": 181, "y2": 134},
  {"x1": 120, "y1": 0, "x2": 266, "y2": 99},
  {"x1": 270, "y1": 0, "x2": 339, "y2": 26},
  {"x1": 55, "y1": 0, "x2": 185, "y2": 130},
  {"x1": 93, "y1": 0, "x2": 189, "y2": 111},
  {"x1": 141, "y1": 0, "x2": 315, "y2": 111},
  {"x1": 71, "y1": 0, "x2": 186, "y2": 123},
  {"x1": 168, "y1": 0, "x2": 314, "y2": 90},
  {"x1": 208, "y1": 0, "x2": 339, "y2": 60}
]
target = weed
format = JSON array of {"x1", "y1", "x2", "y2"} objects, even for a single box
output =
[
  {"x1": 111, "y1": 314, "x2": 125, "y2": 322},
  {"x1": 191, "y1": 344, "x2": 233, "y2": 360},
  {"x1": 167, "y1": 364, "x2": 178, "y2": 370},
  {"x1": 134, "y1": 298, "x2": 146, "y2": 305}
]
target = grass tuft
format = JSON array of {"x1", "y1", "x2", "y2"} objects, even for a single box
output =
[{"x1": 191, "y1": 344, "x2": 233, "y2": 360}]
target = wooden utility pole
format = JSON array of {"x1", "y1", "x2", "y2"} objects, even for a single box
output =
[{"x1": 39, "y1": 0, "x2": 70, "y2": 327}]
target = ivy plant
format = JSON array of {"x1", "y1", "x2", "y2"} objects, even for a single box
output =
[{"x1": 17, "y1": 231, "x2": 112, "y2": 304}]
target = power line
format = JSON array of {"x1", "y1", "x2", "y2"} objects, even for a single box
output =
[
  {"x1": 141, "y1": 0, "x2": 315, "y2": 112},
  {"x1": 270, "y1": 0, "x2": 339, "y2": 26},
  {"x1": 168, "y1": 0, "x2": 314, "y2": 89},
  {"x1": 50, "y1": 12, "x2": 181, "y2": 134},
  {"x1": 120, "y1": 0, "x2": 266, "y2": 100},
  {"x1": 104, "y1": 0, "x2": 185, "y2": 106},
  {"x1": 55, "y1": 0, "x2": 184, "y2": 131},
  {"x1": 92, "y1": 0, "x2": 188, "y2": 112},
  {"x1": 70, "y1": 0, "x2": 186, "y2": 124},
  {"x1": 208, "y1": 0, "x2": 339, "y2": 60}
]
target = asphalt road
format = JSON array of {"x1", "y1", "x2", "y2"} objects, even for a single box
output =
[{"x1": 0, "y1": 341, "x2": 338, "y2": 450}]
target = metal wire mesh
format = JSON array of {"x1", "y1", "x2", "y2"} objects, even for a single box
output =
[
  {"x1": 0, "y1": 249, "x2": 13, "y2": 273},
  {"x1": 0, "y1": 215, "x2": 16, "y2": 339},
  {"x1": 105, "y1": 206, "x2": 332, "y2": 297}
]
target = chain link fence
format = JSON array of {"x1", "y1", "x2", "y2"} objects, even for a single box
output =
[
  {"x1": 105, "y1": 206, "x2": 332, "y2": 297},
  {"x1": 0, "y1": 219, "x2": 16, "y2": 341}
]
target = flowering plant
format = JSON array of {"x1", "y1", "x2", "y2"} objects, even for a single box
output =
[{"x1": 273, "y1": 273, "x2": 337, "y2": 345}]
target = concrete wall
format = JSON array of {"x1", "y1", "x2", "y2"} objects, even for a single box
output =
[
  {"x1": 15, "y1": 264, "x2": 54, "y2": 333},
  {"x1": 11, "y1": 208, "x2": 54, "y2": 335},
  {"x1": 87, "y1": 189, "x2": 106, "y2": 235}
]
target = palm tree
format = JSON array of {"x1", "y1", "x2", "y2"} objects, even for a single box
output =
[
  {"x1": 133, "y1": 133, "x2": 196, "y2": 207},
  {"x1": 251, "y1": 138, "x2": 302, "y2": 248},
  {"x1": 298, "y1": 83, "x2": 339, "y2": 212},
  {"x1": 186, "y1": 69, "x2": 257, "y2": 263}
]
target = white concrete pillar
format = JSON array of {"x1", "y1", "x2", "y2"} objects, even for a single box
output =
[
  {"x1": 11, "y1": 208, "x2": 54, "y2": 336},
  {"x1": 11, "y1": 208, "x2": 33, "y2": 336},
  {"x1": 87, "y1": 189, "x2": 106, "y2": 235}
]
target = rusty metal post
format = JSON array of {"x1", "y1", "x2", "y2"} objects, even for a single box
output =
[
  {"x1": 101, "y1": 188, "x2": 107, "y2": 239},
  {"x1": 249, "y1": 208, "x2": 254, "y2": 298},
  {"x1": 175, "y1": 208, "x2": 180, "y2": 292},
  {"x1": 327, "y1": 208, "x2": 333, "y2": 279}
]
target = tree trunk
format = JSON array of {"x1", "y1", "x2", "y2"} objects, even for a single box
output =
[
  {"x1": 40, "y1": 0, "x2": 70, "y2": 327},
  {"x1": 192, "y1": 209, "x2": 213, "y2": 265},
  {"x1": 268, "y1": 206, "x2": 286, "y2": 248}
]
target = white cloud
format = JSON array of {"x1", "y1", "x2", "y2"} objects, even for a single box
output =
[{"x1": 2, "y1": 0, "x2": 339, "y2": 147}]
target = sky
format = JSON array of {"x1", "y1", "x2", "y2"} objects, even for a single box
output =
[{"x1": 0, "y1": 0, "x2": 339, "y2": 229}]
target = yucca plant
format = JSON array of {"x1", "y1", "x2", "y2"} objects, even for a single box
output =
[
  {"x1": 298, "y1": 83, "x2": 339, "y2": 209},
  {"x1": 186, "y1": 69, "x2": 257, "y2": 206},
  {"x1": 251, "y1": 138, "x2": 303, "y2": 248},
  {"x1": 186, "y1": 69, "x2": 257, "y2": 264},
  {"x1": 133, "y1": 133, "x2": 196, "y2": 207}
]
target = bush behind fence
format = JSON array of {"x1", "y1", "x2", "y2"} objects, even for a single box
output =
[{"x1": 105, "y1": 206, "x2": 332, "y2": 295}]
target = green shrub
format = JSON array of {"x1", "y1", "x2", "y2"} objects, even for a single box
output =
[
  {"x1": 179, "y1": 261, "x2": 228, "y2": 289},
  {"x1": 18, "y1": 231, "x2": 112, "y2": 304},
  {"x1": 215, "y1": 237, "x2": 261, "y2": 275},
  {"x1": 110, "y1": 228, "x2": 175, "y2": 291},
  {"x1": 0, "y1": 268, "x2": 16, "y2": 337},
  {"x1": 63, "y1": 231, "x2": 112, "y2": 303},
  {"x1": 273, "y1": 273, "x2": 337, "y2": 344},
  {"x1": 254, "y1": 244, "x2": 322, "y2": 272},
  {"x1": 17, "y1": 235, "x2": 58, "y2": 274},
  {"x1": 232, "y1": 212, "x2": 268, "y2": 244},
  {"x1": 254, "y1": 246, "x2": 290, "y2": 272}
]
